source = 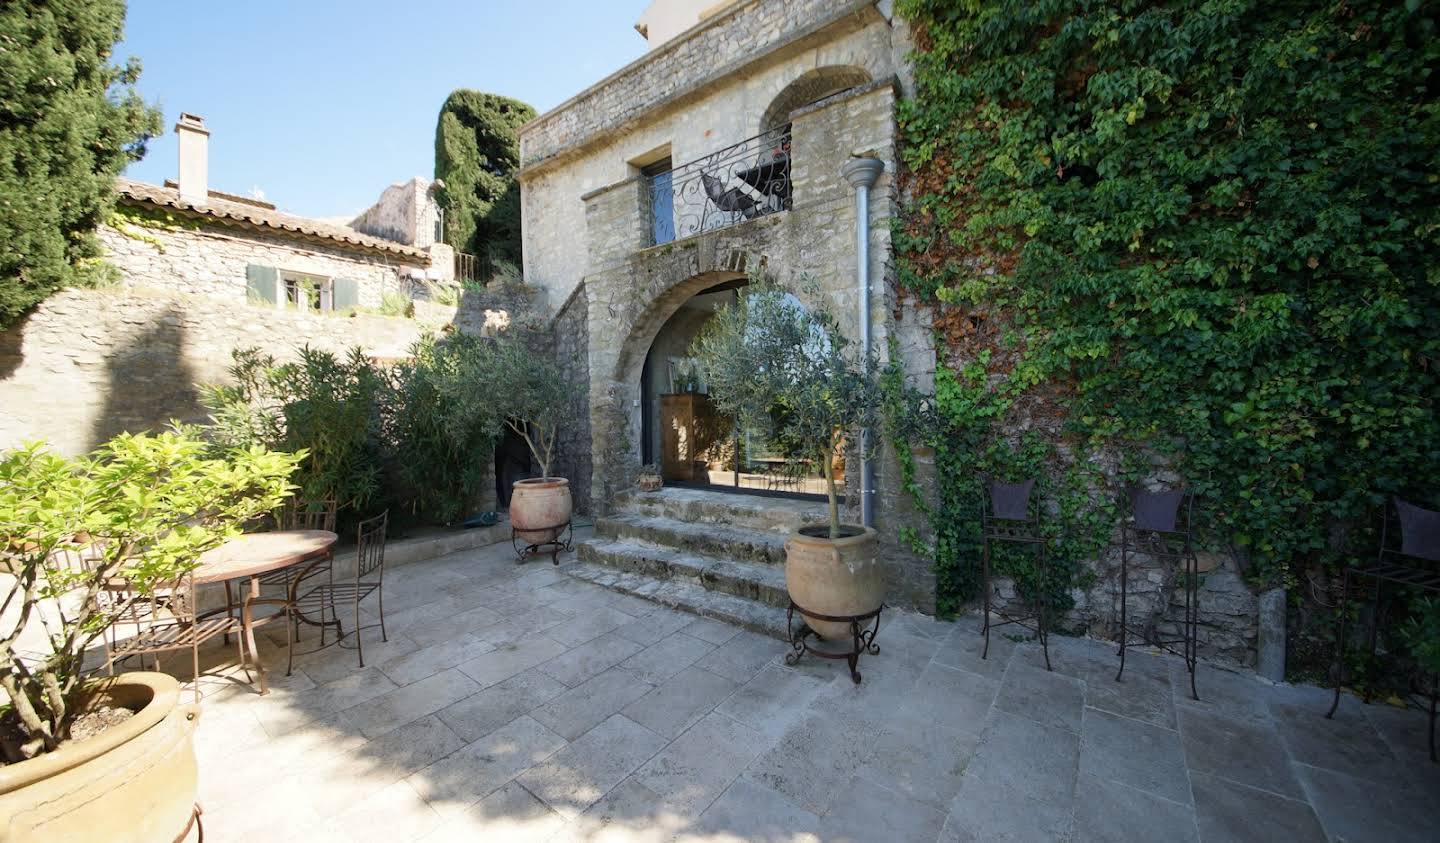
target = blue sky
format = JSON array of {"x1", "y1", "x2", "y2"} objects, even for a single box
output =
[{"x1": 118, "y1": 0, "x2": 651, "y2": 219}]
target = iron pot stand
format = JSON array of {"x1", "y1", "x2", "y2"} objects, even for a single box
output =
[
  {"x1": 784, "y1": 599, "x2": 884, "y2": 684},
  {"x1": 513, "y1": 519, "x2": 573, "y2": 565}
]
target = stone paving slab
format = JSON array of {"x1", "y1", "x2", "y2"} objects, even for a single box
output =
[{"x1": 178, "y1": 539, "x2": 1438, "y2": 842}]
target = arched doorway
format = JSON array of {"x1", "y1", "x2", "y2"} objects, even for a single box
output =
[{"x1": 638, "y1": 278, "x2": 828, "y2": 498}]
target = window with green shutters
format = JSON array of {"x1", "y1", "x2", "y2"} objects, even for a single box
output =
[
  {"x1": 245, "y1": 264, "x2": 278, "y2": 304},
  {"x1": 331, "y1": 278, "x2": 359, "y2": 311}
]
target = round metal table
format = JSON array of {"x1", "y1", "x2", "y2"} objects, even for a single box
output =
[{"x1": 195, "y1": 530, "x2": 337, "y2": 695}]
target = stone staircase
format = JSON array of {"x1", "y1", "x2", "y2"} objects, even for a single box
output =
[{"x1": 565, "y1": 487, "x2": 828, "y2": 639}]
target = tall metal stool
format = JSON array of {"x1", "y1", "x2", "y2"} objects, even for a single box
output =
[
  {"x1": 1116, "y1": 488, "x2": 1200, "y2": 700},
  {"x1": 981, "y1": 478, "x2": 1053, "y2": 671},
  {"x1": 1327, "y1": 496, "x2": 1439, "y2": 762}
]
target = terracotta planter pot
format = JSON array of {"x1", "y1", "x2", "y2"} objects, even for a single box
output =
[
  {"x1": 0, "y1": 672, "x2": 200, "y2": 843},
  {"x1": 785, "y1": 525, "x2": 883, "y2": 640},
  {"x1": 510, "y1": 477, "x2": 573, "y2": 545}
]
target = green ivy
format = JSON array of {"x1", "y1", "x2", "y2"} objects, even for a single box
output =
[{"x1": 893, "y1": 0, "x2": 1440, "y2": 621}]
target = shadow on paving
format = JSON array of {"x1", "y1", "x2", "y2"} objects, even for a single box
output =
[{"x1": 118, "y1": 537, "x2": 1440, "y2": 843}]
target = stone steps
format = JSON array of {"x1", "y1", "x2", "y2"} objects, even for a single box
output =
[
  {"x1": 563, "y1": 561, "x2": 789, "y2": 639},
  {"x1": 612, "y1": 487, "x2": 828, "y2": 534},
  {"x1": 577, "y1": 537, "x2": 789, "y2": 608},
  {"x1": 565, "y1": 487, "x2": 827, "y2": 642},
  {"x1": 595, "y1": 513, "x2": 787, "y2": 565}
]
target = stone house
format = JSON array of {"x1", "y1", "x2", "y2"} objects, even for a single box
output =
[
  {"x1": 523, "y1": 0, "x2": 1267, "y2": 670},
  {"x1": 0, "y1": 114, "x2": 459, "y2": 455},
  {"x1": 519, "y1": 0, "x2": 939, "y2": 618}
]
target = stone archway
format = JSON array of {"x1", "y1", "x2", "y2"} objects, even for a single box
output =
[
  {"x1": 759, "y1": 65, "x2": 872, "y2": 133},
  {"x1": 584, "y1": 236, "x2": 766, "y2": 511}
]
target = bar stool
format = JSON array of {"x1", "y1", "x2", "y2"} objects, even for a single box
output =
[
  {"x1": 1327, "y1": 496, "x2": 1439, "y2": 762},
  {"x1": 980, "y1": 478, "x2": 1053, "y2": 671},
  {"x1": 1115, "y1": 488, "x2": 1200, "y2": 700}
]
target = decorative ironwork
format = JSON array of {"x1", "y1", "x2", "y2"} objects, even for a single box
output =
[
  {"x1": 784, "y1": 599, "x2": 883, "y2": 684},
  {"x1": 1327, "y1": 496, "x2": 1440, "y2": 762},
  {"x1": 980, "y1": 478, "x2": 1053, "y2": 671},
  {"x1": 1115, "y1": 489, "x2": 1201, "y2": 700},
  {"x1": 513, "y1": 520, "x2": 573, "y2": 566},
  {"x1": 651, "y1": 127, "x2": 792, "y2": 245}
]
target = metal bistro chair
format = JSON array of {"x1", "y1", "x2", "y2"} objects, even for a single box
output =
[
  {"x1": 223, "y1": 498, "x2": 337, "y2": 646},
  {"x1": 292, "y1": 511, "x2": 389, "y2": 671},
  {"x1": 102, "y1": 572, "x2": 248, "y2": 704},
  {"x1": 1115, "y1": 488, "x2": 1200, "y2": 700},
  {"x1": 980, "y1": 478, "x2": 1054, "y2": 671},
  {"x1": 1327, "y1": 496, "x2": 1440, "y2": 762}
]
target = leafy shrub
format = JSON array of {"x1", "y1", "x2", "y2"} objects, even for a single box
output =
[
  {"x1": 389, "y1": 333, "x2": 503, "y2": 522},
  {"x1": 201, "y1": 347, "x2": 388, "y2": 511},
  {"x1": 692, "y1": 278, "x2": 879, "y2": 537},
  {"x1": 486, "y1": 335, "x2": 568, "y2": 480},
  {"x1": 0, "y1": 431, "x2": 299, "y2": 760},
  {"x1": 893, "y1": 0, "x2": 1440, "y2": 615}
]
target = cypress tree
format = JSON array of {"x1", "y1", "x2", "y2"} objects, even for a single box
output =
[
  {"x1": 433, "y1": 90, "x2": 536, "y2": 267},
  {"x1": 0, "y1": 0, "x2": 161, "y2": 327}
]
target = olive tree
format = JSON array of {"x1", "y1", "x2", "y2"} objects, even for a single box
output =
[{"x1": 691, "y1": 278, "x2": 880, "y2": 538}]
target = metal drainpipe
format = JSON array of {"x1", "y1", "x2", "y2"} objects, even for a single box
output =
[{"x1": 841, "y1": 157, "x2": 885, "y2": 528}]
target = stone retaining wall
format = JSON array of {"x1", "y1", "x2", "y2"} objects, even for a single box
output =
[{"x1": 0, "y1": 287, "x2": 441, "y2": 455}]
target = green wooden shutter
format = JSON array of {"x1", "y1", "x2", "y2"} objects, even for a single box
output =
[
  {"x1": 245, "y1": 265, "x2": 278, "y2": 304},
  {"x1": 331, "y1": 278, "x2": 360, "y2": 311}
]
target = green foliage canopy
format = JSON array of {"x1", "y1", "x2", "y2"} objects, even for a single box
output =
[
  {"x1": 894, "y1": 0, "x2": 1440, "y2": 607},
  {"x1": 0, "y1": 0, "x2": 161, "y2": 327},
  {"x1": 0, "y1": 431, "x2": 300, "y2": 759},
  {"x1": 434, "y1": 90, "x2": 536, "y2": 265},
  {"x1": 692, "y1": 279, "x2": 880, "y2": 538}
]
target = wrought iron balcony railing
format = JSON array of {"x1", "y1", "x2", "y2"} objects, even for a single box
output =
[{"x1": 649, "y1": 127, "x2": 792, "y2": 246}]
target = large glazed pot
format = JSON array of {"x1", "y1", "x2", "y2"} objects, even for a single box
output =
[
  {"x1": 785, "y1": 525, "x2": 883, "y2": 639},
  {"x1": 510, "y1": 477, "x2": 573, "y2": 545},
  {"x1": 0, "y1": 672, "x2": 200, "y2": 843}
]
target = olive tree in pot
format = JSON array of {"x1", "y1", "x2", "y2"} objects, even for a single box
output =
[
  {"x1": 692, "y1": 279, "x2": 882, "y2": 639},
  {"x1": 0, "y1": 430, "x2": 299, "y2": 841},
  {"x1": 489, "y1": 336, "x2": 573, "y2": 546}
]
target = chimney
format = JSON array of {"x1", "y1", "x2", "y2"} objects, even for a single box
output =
[{"x1": 175, "y1": 113, "x2": 210, "y2": 203}]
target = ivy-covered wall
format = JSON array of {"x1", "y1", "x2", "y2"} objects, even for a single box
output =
[{"x1": 891, "y1": 1, "x2": 1439, "y2": 668}]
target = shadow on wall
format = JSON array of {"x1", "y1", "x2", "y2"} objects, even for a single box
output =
[
  {"x1": 0, "y1": 312, "x2": 29, "y2": 382},
  {"x1": 88, "y1": 307, "x2": 202, "y2": 449}
]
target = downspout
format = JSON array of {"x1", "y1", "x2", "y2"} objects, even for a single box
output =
[{"x1": 841, "y1": 156, "x2": 885, "y2": 528}]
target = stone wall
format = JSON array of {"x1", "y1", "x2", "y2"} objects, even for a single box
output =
[
  {"x1": 519, "y1": 0, "x2": 899, "y2": 312},
  {"x1": 550, "y1": 286, "x2": 593, "y2": 516},
  {"x1": 0, "y1": 287, "x2": 441, "y2": 455},
  {"x1": 578, "y1": 81, "x2": 936, "y2": 608},
  {"x1": 98, "y1": 220, "x2": 424, "y2": 310},
  {"x1": 350, "y1": 177, "x2": 442, "y2": 248}
]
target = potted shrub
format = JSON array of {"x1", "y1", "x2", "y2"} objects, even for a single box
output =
[
  {"x1": 692, "y1": 279, "x2": 882, "y2": 638},
  {"x1": 0, "y1": 431, "x2": 299, "y2": 841},
  {"x1": 489, "y1": 337, "x2": 573, "y2": 546}
]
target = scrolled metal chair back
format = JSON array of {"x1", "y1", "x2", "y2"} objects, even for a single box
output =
[{"x1": 356, "y1": 511, "x2": 388, "y2": 580}]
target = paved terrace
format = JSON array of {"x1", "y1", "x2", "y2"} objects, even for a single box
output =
[{"x1": 180, "y1": 537, "x2": 1437, "y2": 842}]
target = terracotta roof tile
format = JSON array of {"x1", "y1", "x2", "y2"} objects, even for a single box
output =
[{"x1": 115, "y1": 177, "x2": 430, "y2": 262}]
